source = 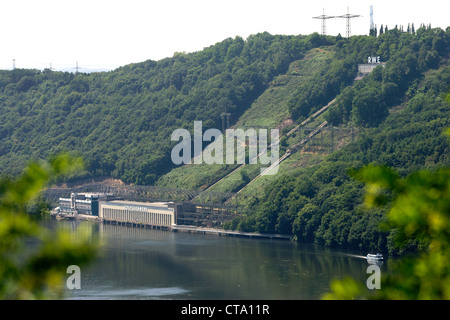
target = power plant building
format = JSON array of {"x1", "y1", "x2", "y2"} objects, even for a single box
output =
[
  {"x1": 59, "y1": 193, "x2": 100, "y2": 216},
  {"x1": 57, "y1": 194, "x2": 176, "y2": 228},
  {"x1": 99, "y1": 200, "x2": 175, "y2": 227},
  {"x1": 56, "y1": 192, "x2": 236, "y2": 228}
]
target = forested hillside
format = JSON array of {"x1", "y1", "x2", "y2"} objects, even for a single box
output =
[
  {"x1": 0, "y1": 33, "x2": 328, "y2": 184},
  {"x1": 226, "y1": 26, "x2": 450, "y2": 254},
  {"x1": 0, "y1": 25, "x2": 449, "y2": 254}
]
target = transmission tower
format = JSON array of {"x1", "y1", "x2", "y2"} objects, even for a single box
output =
[
  {"x1": 338, "y1": 7, "x2": 362, "y2": 38},
  {"x1": 312, "y1": 8, "x2": 336, "y2": 35},
  {"x1": 74, "y1": 61, "x2": 81, "y2": 73}
]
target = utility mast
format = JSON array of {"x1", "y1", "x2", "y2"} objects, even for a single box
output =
[
  {"x1": 12, "y1": 59, "x2": 16, "y2": 70},
  {"x1": 74, "y1": 61, "x2": 81, "y2": 74},
  {"x1": 338, "y1": 7, "x2": 362, "y2": 38},
  {"x1": 312, "y1": 8, "x2": 336, "y2": 36}
]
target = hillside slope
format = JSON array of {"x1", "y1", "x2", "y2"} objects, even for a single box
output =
[
  {"x1": 155, "y1": 46, "x2": 337, "y2": 191},
  {"x1": 0, "y1": 33, "x2": 328, "y2": 184},
  {"x1": 0, "y1": 26, "x2": 449, "y2": 255},
  {"x1": 224, "y1": 27, "x2": 450, "y2": 255}
]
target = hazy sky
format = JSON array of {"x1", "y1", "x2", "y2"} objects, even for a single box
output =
[{"x1": 0, "y1": 0, "x2": 448, "y2": 71}]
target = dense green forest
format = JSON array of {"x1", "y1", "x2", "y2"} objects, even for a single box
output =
[
  {"x1": 0, "y1": 25, "x2": 449, "y2": 254},
  {"x1": 0, "y1": 33, "x2": 328, "y2": 184},
  {"x1": 226, "y1": 26, "x2": 450, "y2": 255}
]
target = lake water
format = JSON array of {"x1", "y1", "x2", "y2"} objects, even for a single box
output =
[{"x1": 58, "y1": 219, "x2": 385, "y2": 300}]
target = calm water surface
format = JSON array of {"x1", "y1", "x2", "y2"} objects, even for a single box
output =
[{"x1": 57, "y1": 220, "x2": 386, "y2": 300}]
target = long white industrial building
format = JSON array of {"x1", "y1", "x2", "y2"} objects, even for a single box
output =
[{"x1": 99, "y1": 200, "x2": 175, "y2": 227}]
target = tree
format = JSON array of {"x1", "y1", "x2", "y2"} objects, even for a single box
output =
[
  {"x1": 0, "y1": 154, "x2": 99, "y2": 299},
  {"x1": 240, "y1": 170, "x2": 250, "y2": 184},
  {"x1": 351, "y1": 83, "x2": 387, "y2": 126}
]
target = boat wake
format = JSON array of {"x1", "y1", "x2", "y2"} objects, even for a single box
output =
[{"x1": 343, "y1": 254, "x2": 368, "y2": 259}]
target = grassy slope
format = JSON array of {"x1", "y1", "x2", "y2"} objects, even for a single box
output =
[
  {"x1": 155, "y1": 47, "x2": 336, "y2": 192},
  {"x1": 236, "y1": 47, "x2": 334, "y2": 128}
]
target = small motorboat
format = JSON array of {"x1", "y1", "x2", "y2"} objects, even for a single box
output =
[{"x1": 366, "y1": 253, "x2": 383, "y2": 260}]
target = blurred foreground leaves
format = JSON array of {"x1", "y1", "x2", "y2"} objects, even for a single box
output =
[
  {"x1": 324, "y1": 128, "x2": 450, "y2": 300},
  {"x1": 0, "y1": 154, "x2": 99, "y2": 299}
]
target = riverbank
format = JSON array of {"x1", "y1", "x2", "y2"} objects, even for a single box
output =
[
  {"x1": 51, "y1": 212, "x2": 292, "y2": 241},
  {"x1": 171, "y1": 225, "x2": 292, "y2": 240}
]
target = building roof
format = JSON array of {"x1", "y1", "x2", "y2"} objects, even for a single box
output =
[{"x1": 100, "y1": 200, "x2": 174, "y2": 212}]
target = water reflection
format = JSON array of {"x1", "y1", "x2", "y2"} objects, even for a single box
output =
[
  {"x1": 67, "y1": 287, "x2": 189, "y2": 300},
  {"x1": 367, "y1": 259, "x2": 384, "y2": 266},
  {"x1": 59, "y1": 220, "x2": 386, "y2": 300}
]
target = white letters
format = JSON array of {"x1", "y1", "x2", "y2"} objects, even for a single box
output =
[
  {"x1": 171, "y1": 121, "x2": 280, "y2": 175},
  {"x1": 203, "y1": 128, "x2": 223, "y2": 165},
  {"x1": 225, "y1": 128, "x2": 258, "y2": 165},
  {"x1": 181, "y1": 304, "x2": 215, "y2": 317},
  {"x1": 226, "y1": 305, "x2": 270, "y2": 315},
  {"x1": 366, "y1": 265, "x2": 381, "y2": 290},
  {"x1": 124, "y1": 206, "x2": 148, "y2": 212},
  {"x1": 66, "y1": 265, "x2": 81, "y2": 290},
  {"x1": 171, "y1": 128, "x2": 191, "y2": 165},
  {"x1": 368, "y1": 56, "x2": 381, "y2": 64},
  {"x1": 181, "y1": 304, "x2": 269, "y2": 316},
  {"x1": 193, "y1": 121, "x2": 203, "y2": 164},
  {"x1": 258, "y1": 129, "x2": 280, "y2": 175}
]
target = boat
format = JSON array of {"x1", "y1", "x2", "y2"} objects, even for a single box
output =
[{"x1": 366, "y1": 253, "x2": 383, "y2": 260}]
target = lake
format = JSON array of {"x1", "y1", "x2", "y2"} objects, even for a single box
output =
[{"x1": 58, "y1": 219, "x2": 386, "y2": 300}]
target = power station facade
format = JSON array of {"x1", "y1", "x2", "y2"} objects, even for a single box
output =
[
  {"x1": 59, "y1": 193, "x2": 100, "y2": 216},
  {"x1": 57, "y1": 193, "x2": 176, "y2": 228},
  {"x1": 99, "y1": 200, "x2": 175, "y2": 227},
  {"x1": 56, "y1": 192, "x2": 236, "y2": 228}
]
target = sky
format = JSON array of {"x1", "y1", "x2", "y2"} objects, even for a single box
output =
[{"x1": 0, "y1": 0, "x2": 448, "y2": 71}]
